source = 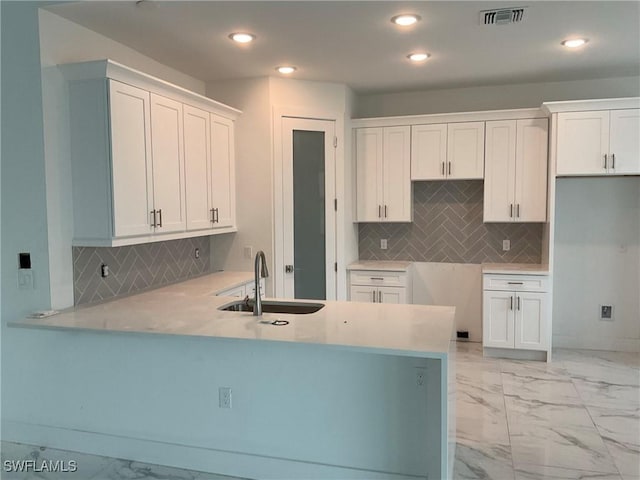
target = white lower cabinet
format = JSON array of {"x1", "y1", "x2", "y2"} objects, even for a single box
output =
[
  {"x1": 483, "y1": 274, "x2": 550, "y2": 354},
  {"x1": 217, "y1": 278, "x2": 265, "y2": 298},
  {"x1": 348, "y1": 269, "x2": 411, "y2": 304}
]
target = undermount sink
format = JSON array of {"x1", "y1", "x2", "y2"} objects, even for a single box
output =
[{"x1": 219, "y1": 299, "x2": 324, "y2": 315}]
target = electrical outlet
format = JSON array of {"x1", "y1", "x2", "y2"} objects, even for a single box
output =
[
  {"x1": 219, "y1": 387, "x2": 232, "y2": 408},
  {"x1": 17, "y1": 270, "x2": 34, "y2": 290},
  {"x1": 502, "y1": 239, "x2": 511, "y2": 251},
  {"x1": 380, "y1": 239, "x2": 388, "y2": 250},
  {"x1": 600, "y1": 305, "x2": 613, "y2": 321},
  {"x1": 244, "y1": 246, "x2": 253, "y2": 259},
  {"x1": 416, "y1": 368, "x2": 425, "y2": 387},
  {"x1": 194, "y1": 248, "x2": 200, "y2": 259},
  {"x1": 100, "y1": 264, "x2": 109, "y2": 278}
]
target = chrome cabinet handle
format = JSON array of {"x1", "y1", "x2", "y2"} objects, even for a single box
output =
[
  {"x1": 372, "y1": 291, "x2": 376, "y2": 303},
  {"x1": 612, "y1": 153, "x2": 615, "y2": 169},
  {"x1": 210, "y1": 208, "x2": 215, "y2": 223},
  {"x1": 370, "y1": 277, "x2": 384, "y2": 280},
  {"x1": 604, "y1": 154, "x2": 608, "y2": 169},
  {"x1": 510, "y1": 296, "x2": 513, "y2": 311},
  {"x1": 448, "y1": 162, "x2": 452, "y2": 175},
  {"x1": 157, "y1": 209, "x2": 162, "y2": 227},
  {"x1": 151, "y1": 210, "x2": 157, "y2": 227},
  {"x1": 378, "y1": 205, "x2": 382, "y2": 218},
  {"x1": 384, "y1": 205, "x2": 388, "y2": 218},
  {"x1": 214, "y1": 208, "x2": 219, "y2": 224},
  {"x1": 517, "y1": 296, "x2": 521, "y2": 311},
  {"x1": 442, "y1": 162, "x2": 445, "y2": 175},
  {"x1": 510, "y1": 204, "x2": 513, "y2": 218},
  {"x1": 378, "y1": 290, "x2": 382, "y2": 302},
  {"x1": 516, "y1": 204, "x2": 520, "y2": 218},
  {"x1": 507, "y1": 281, "x2": 524, "y2": 285}
]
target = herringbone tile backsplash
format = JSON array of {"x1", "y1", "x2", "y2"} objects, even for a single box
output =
[
  {"x1": 73, "y1": 237, "x2": 210, "y2": 305},
  {"x1": 359, "y1": 181, "x2": 542, "y2": 263}
]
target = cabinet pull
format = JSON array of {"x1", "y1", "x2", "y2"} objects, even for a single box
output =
[
  {"x1": 516, "y1": 204, "x2": 520, "y2": 218},
  {"x1": 157, "y1": 209, "x2": 163, "y2": 227},
  {"x1": 210, "y1": 208, "x2": 215, "y2": 223},
  {"x1": 448, "y1": 162, "x2": 452, "y2": 175},
  {"x1": 612, "y1": 153, "x2": 615, "y2": 169},
  {"x1": 604, "y1": 154, "x2": 608, "y2": 169},
  {"x1": 510, "y1": 296, "x2": 513, "y2": 311},
  {"x1": 517, "y1": 296, "x2": 521, "y2": 311},
  {"x1": 372, "y1": 291, "x2": 376, "y2": 303},
  {"x1": 378, "y1": 290, "x2": 382, "y2": 302},
  {"x1": 507, "y1": 281, "x2": 524, "y2": 285},
  {"x1": 384, "y1": 205, "x2": 388, "y2": 218},
  {"x1": 378, "y1": 205, "x2": 382, "y2": 218},
  {"x1": 370, "y1": 277, "x2": 384, "y2": 280},
  {"x1": 510, "y1": 204, "x2": 513, "y2": 218},
  {"x1": 442, "y1": 162, "x2": 445, "y2": 175},
  {"x1": 214, "y1": 208, "x2": 219, "y2": 224},
  {"x1": 151, "y1": 210, "x2": 157, "y2": 227}
]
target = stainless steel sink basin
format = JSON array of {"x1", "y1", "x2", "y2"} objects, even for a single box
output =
[{"x1": 219, "y1": 299, "x2": 324, "y2": 315}]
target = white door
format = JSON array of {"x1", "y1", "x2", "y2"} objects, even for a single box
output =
[
  {"x1": 350, "y1": 285, "x2": 377, "y2": 303},
  {"x1": 356, "y1": 127, "x2": 384, "y2": 221},
  {"x1": 514, "y1": 292, "x2": 548, "y2": 350},
  {"x1": 382, "y1": 126, "x2": 412, "y2": 222},
  {"x1": 150, "y1": 93, "x2": 186, "y2": 233},
  {"x1": 282, "y1": 117, "x2": 337, "y2": 300},
  {"x1": 411, "y1": 124, "x2": 447, "y2": 180},
  {"x1": 483, "y1": 290, "x2": 514, "y2": 348},
  {"x1": 378, "y1": 286, "x2": 406, "y2": 304},
  {"x1": 484, "y1": 120, "x2": 516, "y2": 222},
  {"x1": 211, "y1": 114, "x2": 235, "y2": 228},
  {"x1": 447, "y1": 122, "x2": 485, "y2": 179},
  {"x1": 515, "y1": 118, "x2": 548, "y2": 222},
  {"x1": 557, "y1": 111, "x2": 609, "y2": 175},
  {"x1": 183, "y1": 105, "x2": 212, "y2": 231},
  {"x1": 609, "y1": 109, "x2": 640, "y2": 175},
  {"x1": 108, "y1": 80, "x2": 154, "y2": 237}
]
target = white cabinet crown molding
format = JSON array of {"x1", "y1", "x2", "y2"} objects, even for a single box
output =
[
  {"x1": 60, "y1": 59, "x2": 242, "y2": 120},
  {"x1": 542, "y1": 97, "x2": 640, "y2": 114},
  {"x1": 352, "y1": 107, "x2": 546, "y2": 129}
]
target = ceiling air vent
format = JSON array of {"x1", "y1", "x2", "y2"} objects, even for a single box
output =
[{"x1": 481, "y1": 7, "x2": 527, "y2": 25}]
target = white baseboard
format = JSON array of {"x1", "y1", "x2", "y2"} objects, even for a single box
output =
[
  {"x1": 2, "y1": 421, "x2": 425, "y2": 480},
  {"x1": 483, "y1": 347, "x2": 548, "y2": 362},
  {"x1": 552, "y1": 335, "x2": 640, "y2": 352}
]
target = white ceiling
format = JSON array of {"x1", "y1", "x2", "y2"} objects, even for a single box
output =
[{"x1": 47, "y1": 1, "x2": 640, "y2": 94}]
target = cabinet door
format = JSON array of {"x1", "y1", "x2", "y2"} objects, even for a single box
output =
[
  {"x1": 515, "y1": 118, "x2": 548, "y2": 222},
  {"x1": 211, "y1": 114, "x2": 235, "y2": 228},
  {"x1": 150, "y1": 93, "x2": 186, "y2": 233},
  {"x1": 484, "y1": 120, "x2": 516, "y2": 222},
  {"x1": 378, "y1": 286, "x2": 406, "y2": 304},
  {"x1": 609, "y1": 109, "x2": 640, "y2": 175},
  {"x1": 382, "y1": 126, "x2": 412, "y2": 222},
  {"x1": 356, "y1": 128, "x2": 384, "y2": 221},
  {"x1": 411, "y1": 124, "x2": 447, "y2": 180},
  {"x1": 482, "y1": 290, "x2": 514, "y2": 348},
  {"x1": 514, "y1": 292, "x2": 548, "y2": 350},
  {"x1": 184, "y1": 105, "x2": 213, "y2": 231},
  {"x1": 217, "y1": 285, "x2": 246, "y2": 298},
  {"x1": 557, "y1": 111, "x2": 609, "y2": 175},
  {"x1": 350, "y1": 285, "x2": 377, "y2": 303},
  {"x1": 447, "y1": 122, "x2": 485, "y2": 179},
  {"x1": 108, "y1": 80, "x2": 154, "y2": 237}
]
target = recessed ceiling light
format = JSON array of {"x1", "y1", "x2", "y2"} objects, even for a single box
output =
[
  {"x1": 229, "y1": 32, "x2": 255, "y2": 44},
  {"x1": 276, "y1": 66, "x2": 297, "y2": 74},
  {"x1": 407, "y1": 52, "x2": 430, "y2": 62},
  {"x1": 391, "y1": 14, "x2": 421, "y2": 26},
  {"x1": 561, "y1": 38, "x2": 588, "y2": 48}
]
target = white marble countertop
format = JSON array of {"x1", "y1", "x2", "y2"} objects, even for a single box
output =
[
  {"x1": 482, "y1": 263, "x2": 550, "y2": 275},
  {"x1": 10, "y1": 272, "x2": 455, "y2": 358},
  {"x1": 347, "y1": 260, "x2": 412, "y2": 272}
]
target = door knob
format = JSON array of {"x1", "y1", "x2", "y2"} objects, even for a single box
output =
[{"x1": 285, "y1": 265, "x2": 294, "y2": 273}]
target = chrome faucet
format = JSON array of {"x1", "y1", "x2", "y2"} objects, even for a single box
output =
[{"x1": 253, "y1": 251, "x2": 269, "y2": 316}]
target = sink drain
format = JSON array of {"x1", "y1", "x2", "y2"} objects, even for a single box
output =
[{"x1": 271, "y1": 320, "x2": 289, "y2": 326}]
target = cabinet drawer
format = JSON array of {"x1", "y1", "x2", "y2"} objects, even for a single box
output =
[
  {"x1": 350, "y1": 270, "x2": 407, "y2": 287},
  {"x1": 483, "y1": 274, "x2": 549, "y2": 292}
]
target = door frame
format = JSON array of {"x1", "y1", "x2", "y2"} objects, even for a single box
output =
[{"x1": 273, "y1": 106, "x2": 345, "y2": 300}]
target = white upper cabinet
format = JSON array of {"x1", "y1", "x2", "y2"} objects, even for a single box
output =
[
  {"x1": 108, "y1": 80, "x2": 154, "y2": 238},
  {"x1": 184, "y1": 104, "x2": 212, "y2": 231},
  {"x1": 557, "y1": 109, "x2": 639, "y2": 176},
  {"x1": 411, "y1": 124, "x2": 448, "y2": 180},
  {"x1": 484, "y1": 118, "x2": 548, "y2": 222},
  {"x1": 149, "y1": 93, "x2": 186, "y2": 233},
  {"x1": 211, "y1": 114, "x2": 236, "y2": 228},
  {"x1": 447, "y1": 122, "x2": 485, "y2": 179},
  {"x1": 411, "y1": 122, "x2": 485, "y2": 180},
  {"x1": 64, "y1": 59, "x2": 240, "y2": 247},
  {"x1": 356, "y1": 126, "x2": 411, "y2": 222}
]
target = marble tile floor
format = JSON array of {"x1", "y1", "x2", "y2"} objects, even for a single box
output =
[{"x1": 2, "y1": 342, "x2": 638, "y2": 480}]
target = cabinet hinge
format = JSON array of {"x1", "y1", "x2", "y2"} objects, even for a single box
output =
[
  {"x1": 334, "y1": 198, "x2": 337, "y2": 211},
  {"x1": 334, "y1": 262, "x2": 338, "y2": 272},
  {"x1": 333, "y1": 136, "x2": 338, "y2": 148}
]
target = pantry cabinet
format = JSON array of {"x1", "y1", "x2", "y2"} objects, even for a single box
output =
[
  {"x1": 63, "y1": 59, "x2": 240, "y2": 246},
  {"x1": 356, "y1": 126, "x2": 411, "y2": 222},
  {"x1": 484, "y1": 118, "x2": 548, "y2": 222},
  {"x1": 557, "y1": 109, "x2": 640, "y2": 176}
]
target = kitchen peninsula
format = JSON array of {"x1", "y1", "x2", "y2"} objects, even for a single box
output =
[{"x1": 9, "y1": 272, "x2": 456, "y2": 480}]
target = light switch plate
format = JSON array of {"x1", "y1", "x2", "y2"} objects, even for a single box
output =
[
  {"x1": 380, "y1": 239, "x2": 388, "y2": 250},
  {"x1": 244, "y1": 246, "x2": 253, "y2": 259},
  {"x1": 502, "y1": 239, "x2": 511, "y2": 251}
]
